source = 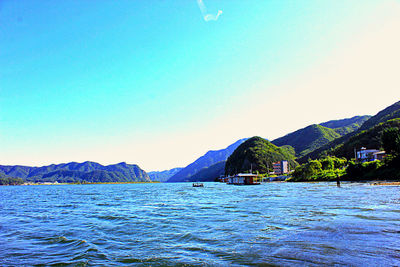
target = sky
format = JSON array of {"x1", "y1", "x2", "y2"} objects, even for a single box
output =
[{"x1": 1, "y1": 0, "x2": 400, "y2": 171}]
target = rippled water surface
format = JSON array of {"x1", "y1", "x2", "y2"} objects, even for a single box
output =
[{"x1": 1, "y1": 182, "x2": 400, "y2": 266}]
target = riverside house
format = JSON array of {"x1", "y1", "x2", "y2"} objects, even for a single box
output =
[
  {"x1": 228, "y1": 173, "x2": 259, "y2": 185},
  {"x1": 356, "y1": 147, "x2": 386, "y2": 162}
]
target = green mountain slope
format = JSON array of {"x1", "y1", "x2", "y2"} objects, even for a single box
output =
[
  {"x1": 320, "y1": 115, "x2": 370, "y2": 129},
  {"x1": 272, "y1": 124, "x2": 341, "y2": 157},
  {"x1": 300, "y1": 100, "x2": 400, "y2": 161},
  {"x1": 321, "y1": 115, "x2": 371, "y2": 135},
  {"x1": 332, "y1": 118, "x2": 400, "y2": 159},
  {"x1": 0, "y1": 161, "x2": 150, "y2": 183},
  {"x1": 272, "y1": 116, "x2": 370, "y2": 158},
  {"x1": 359, "y1": 101, "x2": 400, "y2": 131},
  {"x1": 225, "y1": 137, "x2": 297, "y2": 175}
]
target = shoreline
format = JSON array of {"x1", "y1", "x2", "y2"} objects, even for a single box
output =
[
  {"x1": 3, "y1": 180, "x2": 399, "y2": 186},
  {"x1": 369, "y1": 181, "x2": 400, "y2": 186}
]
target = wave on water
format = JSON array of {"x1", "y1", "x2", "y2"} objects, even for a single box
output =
[{"x1": 1, "y1": 182, "x2": 400, "y2": 266}]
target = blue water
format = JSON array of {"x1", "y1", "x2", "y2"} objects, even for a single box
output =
[{"x1": 1, "y1": 182, "x2": 400, "y2": 266}]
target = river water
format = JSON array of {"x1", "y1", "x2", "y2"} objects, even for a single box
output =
[{"x1": 0, "y1": 182, "x2": 399, "y2": 266}]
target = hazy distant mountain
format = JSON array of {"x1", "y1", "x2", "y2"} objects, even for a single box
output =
[
  {"x1": 272, "y1": 116, "x2": 370, "y2": 157},
  {"x1": 0, "y1": 161, "x2": 150, "y2": 183},
  {"x1": 167, "y1": 138, "x2": 248, "y2": 182},
  {"x1": 148, "y1": 167, "x2": 183, "y2": 182},
  {"x1": 185, "y1": 161, "x2": 226, "y2": 182}
]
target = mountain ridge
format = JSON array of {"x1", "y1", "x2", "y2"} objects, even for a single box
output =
[
  {"x1": 148, "y1": 167, "x2": 183, "y2": 182},
  {"x1": 167, "y1": 138, "x2": 248, "y2": 182},
  {"x1": 299, "y1": 100, "x2": 400, "y2": 162},
  {"x1": 185, "y1": 161, "x2": 226, "y2": 182},
  {"x1": 272, "y1": 115, "x2": 370, "y2": 157},
  {"x1": 0, "y1": 161, "x2": 150, "y2": 183}
]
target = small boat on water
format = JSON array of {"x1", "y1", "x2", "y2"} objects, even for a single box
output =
[{"x1": 192, "y1": 182, "x2": 204, "y2": 187}]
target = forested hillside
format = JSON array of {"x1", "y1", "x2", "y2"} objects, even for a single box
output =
[
  {"x1": 0, "y1": 162, "x2": 150, "y2": 184},
  {"x1": 225, "y1": 137, "x2": 297, "y2": 175}
]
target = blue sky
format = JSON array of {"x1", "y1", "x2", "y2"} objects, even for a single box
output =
[{"x1": 1, "y1": 0, "x2": 400, "y2": 171}]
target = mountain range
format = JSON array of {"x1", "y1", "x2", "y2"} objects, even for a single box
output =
[
  {"x1": 148, "y1": 167, "x2": 183, "y2": 182},
  {"x1": 185, "y1": 161, "x2": 226, "y2": 182},
  {"x1": 3, "y1": 101, "x2": 399, "y2": 185},
  {"x1": 166, "y1": 138, "x2": 248, "y2": 182},
  {"x1": 151, "y1": 111, "x2": 386, "y2": 182},
  {"x1": 320, "y1": 115, "x2": 371, "y2": 135},
  {"x1": 271, "y1": 115, "x2": 370, "y2": 157},
  {"x1": 165, "y1": 110, "x2": 390, "y2": 182},
  {"x1": 0, "y1": 161, "x2": 150, "y2": 183}
]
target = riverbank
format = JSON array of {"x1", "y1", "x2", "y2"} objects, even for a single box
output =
[
  {"x1": 370, "y1": 181, "x2": 400, "y2": 186},
  {"x1": 285, "y1": 178, "x2": 400, "y2": 185}
]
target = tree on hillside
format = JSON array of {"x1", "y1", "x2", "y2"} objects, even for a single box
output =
[{"x1": 381, "y1": 127, "x2": 400, "y2": 155}]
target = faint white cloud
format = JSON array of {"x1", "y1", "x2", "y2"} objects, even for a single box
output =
[{"x1": 197, "y1": 0, "x2": 222, "y2": 22}]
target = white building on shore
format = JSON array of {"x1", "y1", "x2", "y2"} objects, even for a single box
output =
[{"x1": 356, "y1": 147, "x2": 386, "y2": 162}]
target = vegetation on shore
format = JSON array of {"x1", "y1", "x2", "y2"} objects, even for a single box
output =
[
  {"x1": 290, "y1": 123, "x2": 400, "y2": 182},
  {"x1": 342, "y1": 127, "x2": 400, "y2": 181},
  {"x1": 288, "y1": 156, "x2": 347, "y2": 182},
  {"x1": 299, "y1": 101, "x2": 400, "y2": 163},
  {"x1": 0, "y1": 172, "x2": 24, "y2": 185},
  {"x1": 328, "y1": 118, "x2": 400, "y2": 159}
]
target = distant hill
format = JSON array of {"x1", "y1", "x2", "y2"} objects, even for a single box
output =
[
  {"x1": 148, "y1": 167, "x2": 183, "y2": 182},
  {"x1": 272, "y1": 116, "x2": 370, "y2": 157},
  {"x1": 0, "y1": 171, "x2": 24, "y2": 185},
  {"x1": 299, "y1": 100, "x2": 400, "y2": 162},
  {"x1": 185, "y1": 161, "x2": 226, "y2": 182},
  {"x1": 0, "y1": 161, "x2": 150, "y2": 183},
  {"x1": 167, "y1": 138, "x2": 248, "y2": 182},
  {"x1": 225, "y1": 136, "x2": 297, "y2": 175}
]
